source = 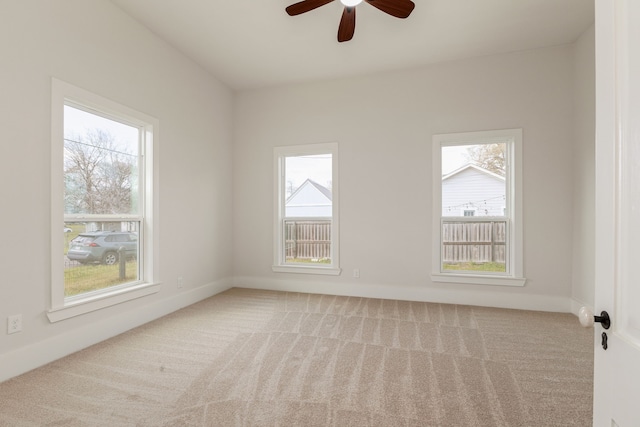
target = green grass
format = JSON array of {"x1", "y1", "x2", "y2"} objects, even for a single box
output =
[
  {"x1": 63, "y1": 223, "x2": 139, "y2": 297},
  {"x1": 64, "y1": 261, "x2": 138, "y2": 297},
  {"x1": 442, "y1": 262, "x2": 506, "y2": 272},
  {"x1": 286, "y1": 258, "x2": 331, "y2": 264}
]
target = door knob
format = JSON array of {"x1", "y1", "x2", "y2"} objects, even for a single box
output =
[{"x1": 578, "y1": 307, "x2": 611, "y2": 330}]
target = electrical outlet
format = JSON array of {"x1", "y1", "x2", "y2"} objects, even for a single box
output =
[
  {"x1": 177, "y1": 277, "x2": 184, "y2": 289},
  {"x1": 7, "y1": 314, "x2": 22, "y2": 334},
  {"x1": 353, "y1": 268, "x2": 360, "y2": 278}
]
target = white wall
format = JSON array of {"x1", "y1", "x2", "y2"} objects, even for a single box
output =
[
  {"x1": 0, "y1": 0, "x2": 595, "y2": 383},
  {"x1": 571, "y1": 25, "x2": 596, "y2": 311},
  {"x1": 0, "y1": 0, "x2": 233, "y2": 381},
  {"x1": 233, "y1": 45, "x2": 577, "y2": 312}
]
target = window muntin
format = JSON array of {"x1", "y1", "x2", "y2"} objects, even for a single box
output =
[
  {"x1": 274, "y1": 143, "x2": 340, "y2": 275},
  {"x1": 432, "y1": 129, "x2": 524, "y2": 286},
  {"x1": 50, "y1": 78, "x2": 159, "y2": 321}
]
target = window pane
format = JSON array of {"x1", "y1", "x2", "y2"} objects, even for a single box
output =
[
  {"x1": 64, "y1": 106, "x2": 140, "y2": 215},
  {"x1": 441, "y1": 142, "x2": 507, "y2": 273},
  {"x1": 63, "y1": 221, "x2": 139, "y2": 297},
  {"x1": 284, "y1": 154, "x2": 332, "y2": 264},
  {"x1": 62, "y1": 105, "x2": 142, "y2": 297},
  {"x1": 441, "y1": 219, "x2": 507, "y2": 273},
  {"x1": 442, "y1": 143, "x2": 506, "y2": 217}
]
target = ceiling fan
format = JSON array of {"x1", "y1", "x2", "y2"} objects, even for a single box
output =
[{"x1": 286, "y1": 0, "x2": 415, "y2": 43}]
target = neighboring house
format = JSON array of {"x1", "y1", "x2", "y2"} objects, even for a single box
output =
[
  {"x1": 442, "y1": 164, "x2": 505, "y2": 217},
  {"x1": 285, "y1": 179, "x2": 332, "y2": 217}
]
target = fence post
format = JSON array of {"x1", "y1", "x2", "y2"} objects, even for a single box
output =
[
  {"x1": 490, "y1": 221, "x2": 496, "y2": 263},
  {"x1": 292, "y1": 221, "x2": 297, "y2": 259},
  {"x1": 118, "y1": 246, "x2": 126, "y2": 280}
]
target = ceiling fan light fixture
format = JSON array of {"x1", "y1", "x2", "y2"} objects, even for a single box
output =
[
  {"x1": 340, "y1": 0, "x2": 363, "y2": 7},
  {"x1": 286, "y1": 0, "x2": 415, "y2": 42}
]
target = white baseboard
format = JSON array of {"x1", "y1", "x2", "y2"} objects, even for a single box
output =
[
  {"x1": 233, "y1": 276, "x2": 573, "y2": 313},
  {"x1": 1, "y1": 276, "x2": 579, "y2": 383},
  {"x1": 0, "y1": 278, "x2": 232, "y2": 383}
]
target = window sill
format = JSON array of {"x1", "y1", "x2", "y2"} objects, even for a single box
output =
[
  {"x1": 47, "y1": 282, "x2": 160, "y2": 323},
  {"x1": 272, "y1": 265, "x2": 342, "y2": 276},
  {"x1": 431, "y1": 273, "x2": 526, "y2": 287}
]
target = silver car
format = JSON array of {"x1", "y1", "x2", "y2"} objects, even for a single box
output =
[{"x1": 67, "y1": 231, "x2": 138, "y2": 265}]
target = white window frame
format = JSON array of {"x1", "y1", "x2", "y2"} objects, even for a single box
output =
[
  {"x1": 273, "y1": 143, "x2": 341, "y2": 275},
  {"x1": 431, "y1": 129, "x2": 525, "y2": 286},
  {"x1": 49, "y1": 78, "x2": 160, "y2": 322}
]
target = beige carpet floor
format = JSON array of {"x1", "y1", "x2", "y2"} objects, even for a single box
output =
[{"x1": 0, "y1": 288, "x2": 593, "y2": 426}]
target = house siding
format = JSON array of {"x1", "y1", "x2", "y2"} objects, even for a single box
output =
[
  {"x1": 442, "y1": 167, "x2": 505, "y2": 216},
  {"x1": 286, "y1": 180, "x2": 332, "y2": 217}
]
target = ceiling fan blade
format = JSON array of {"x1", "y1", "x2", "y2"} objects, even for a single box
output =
[
  {"x1": 364, "y1": 0, "x2": 415, "y2": 18},
  {"x1": 286, "y1": 0, "x2": 334, "y2": 16},
  {"x1": 337, "y1": 7, "x2": 356, "y2": 42}
]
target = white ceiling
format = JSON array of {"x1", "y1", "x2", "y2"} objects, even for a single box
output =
[{"x1": 110, "y1": 0, "x2": 594, "y2": 91}]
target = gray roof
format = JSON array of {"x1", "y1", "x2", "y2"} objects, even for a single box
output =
[{"x1": 286, "y1": 179, "x2": 332, "y2": 203}]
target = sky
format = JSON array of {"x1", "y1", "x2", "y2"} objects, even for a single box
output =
[
  {"x1": 64, "y1": 105, "x2": 139, "y2": 154},
  {"x1": 285, "y1": 154, "x2": 332, "y2": 192},
  {"x1": 442, "y1": 145, "x2": 471, "y2": 175}
]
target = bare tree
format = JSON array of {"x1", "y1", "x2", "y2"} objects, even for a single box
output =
[
  {"x1": 466, "y1": 143, "x2": 506, "y2": 176},
  {"x1": 64, "y1": 129, "x2": 136, "y2": 214}
]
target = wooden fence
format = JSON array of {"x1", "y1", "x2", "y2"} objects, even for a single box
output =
[
  {"x1": 442, "y1": 220, "x2": 506, "y2": 264},
  {"x1": 285, "y1": 220, "x2": 331, "y2": 261},
  {"x1": 283, "y1": 219, "x2": 505, "y2": 265}
]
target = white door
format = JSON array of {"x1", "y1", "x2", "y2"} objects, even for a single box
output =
[{"x1": 593, "y1": 0, "x2": 640, "y2": 425}]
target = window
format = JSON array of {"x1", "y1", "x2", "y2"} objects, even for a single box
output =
[
  {"x1": 273, "y1": 143, "x2": 340, "y2": 275},
  {"x1": 432, "y1": 129, "x2": 525, "y2": 286},
  {"x1": 50, "y1": 79, "x2": 159, "y2": 321}
]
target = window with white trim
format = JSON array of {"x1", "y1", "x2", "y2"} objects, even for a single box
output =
[
  {"x1": 273, "y1": 143, "x2": 340, "y2": 275},
  {"x1": 432, "y1": 129, "x2": 525, "y2": 286},
  {"x1": 50, "y1": 79, "x2": 159, "y2": 321}
]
